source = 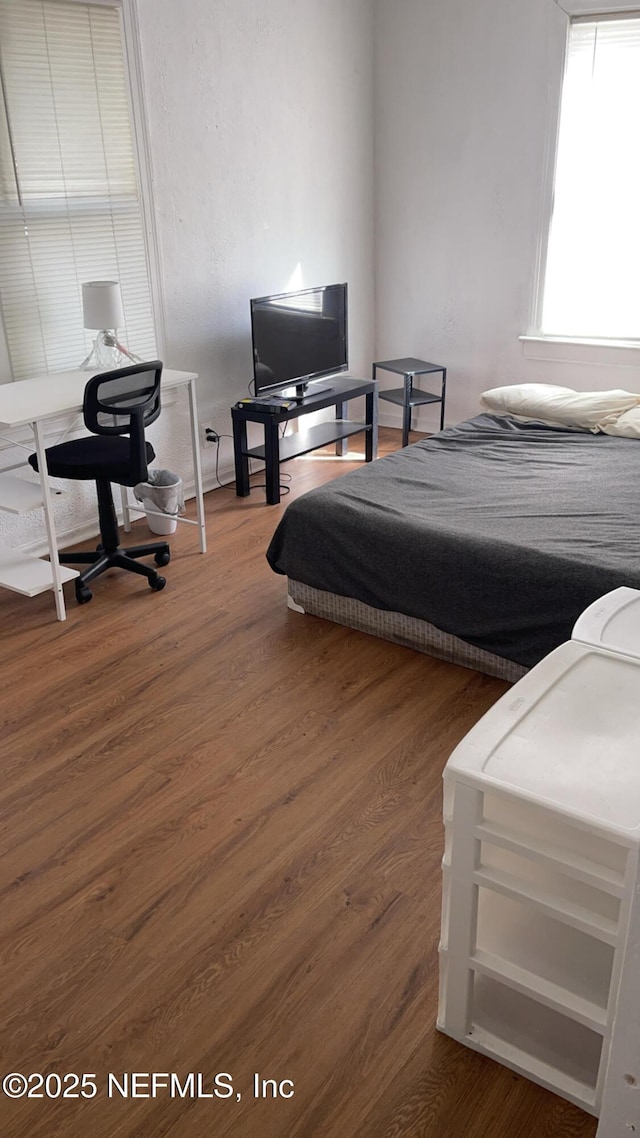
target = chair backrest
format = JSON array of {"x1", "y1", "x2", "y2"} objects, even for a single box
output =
[
  {"x1": 84, "y1": 361, "x2": 163, "y2": 434},
  {"x1": 83, "y1": 361, "x2": 163, "y2": 484}
]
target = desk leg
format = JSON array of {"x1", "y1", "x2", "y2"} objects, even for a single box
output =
[
  {"x1": 264, "y1": 420, "x2": 281, "y2": 505},
  {"x1": 335, "y1": 400, "x2": 347, "y2": 456},
  {"x1": 187, "y1": 378, "x2": 207, "y2": 553},
  {"x1": 365, "y1": 388, "x2": 378, "y2": 462},
  {"x1": 120, "y1": 485, "x2": 132, "y2": 533},
  {"x1": 33, "y1": 419, "x2": 66, "y2": 621},
  {"x1": 233, "y1": 417, "x2": 250, "y2": 497}
]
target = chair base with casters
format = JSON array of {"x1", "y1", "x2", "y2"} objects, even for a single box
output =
[
  {"x1": 28, "y1": 360, "x2": 171, "y2": 605},
  {"x1": 60, "y1": 477, "x2": 169, "y2": 605}
]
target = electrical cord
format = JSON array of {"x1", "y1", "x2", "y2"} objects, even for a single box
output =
[
  {"x1": 206, "y1": 431, "x2": 292, "y2": 495},
  {"x1": 249, "y1": 473, "x2": 291, "y2": 496},
  {"x1": 211, "y1": 432, "x2": 233, "y2": 488}
]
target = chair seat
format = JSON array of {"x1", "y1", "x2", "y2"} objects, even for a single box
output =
[{"x1": 29, "y1": 436, "x2": 156, "y2": 486}]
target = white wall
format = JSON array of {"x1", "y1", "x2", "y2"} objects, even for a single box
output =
[
  {"x1": 2, "y1": 0, "x2": 374, "y2": 554},
  {"x1": 373, "y1": 0, "x2": 640, "y2": 431},
  {"x1": 137, "y1": 0, "x2": 375, "y2": 484}
]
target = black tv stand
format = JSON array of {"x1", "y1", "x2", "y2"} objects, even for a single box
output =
[{"x1": 232, "y1": 377, "x2": 378, "y2": 505}]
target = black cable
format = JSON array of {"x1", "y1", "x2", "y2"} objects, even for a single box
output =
[
  {"x1": 208, "y1": 432, "x2": 234, "y2": 489},
  {"x1": 207, "y1": 434, "x2": 292, "y2": 496},
  {"x1": 249, "y1": 465, "x2": 291, "y2": 496},
  {"x1": 249, "y1": 481, "x2": 291, "y2": 496}
]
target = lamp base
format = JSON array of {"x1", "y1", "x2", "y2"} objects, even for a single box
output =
[{"x1": 80, "y1": 330, "x2": 143, "y2": 371}]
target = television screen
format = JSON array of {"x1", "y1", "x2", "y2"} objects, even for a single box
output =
[{"x1": 250, "y1": 283, "x2": 348, "y2": 396}]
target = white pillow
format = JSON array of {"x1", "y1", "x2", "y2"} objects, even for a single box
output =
[
  {"x1": 480, "y1": 384, "x2": 640, "y2": 432},
  {"x1": 602, "y1": 406, "x2": 640, "y2": 438}
]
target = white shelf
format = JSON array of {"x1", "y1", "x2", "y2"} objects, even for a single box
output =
[
  {"x1": 480, "y1": 788, "x2": 631, "y2": 876},
  {"x1": 479, "y1": 844, "x2": 621, "y2": 927},
  {"x1": 474, "y1": 866, "x2": 619, "y2": 944},
  {"x1": 474, "y1": 820, "x2": 625, "y2": 897},
  {"x1": 0, "y1": 547, "x2": 78, "y2": 596},
  {"x1": 471, "y1": 974, "x2": 603, "y2": 1096},
  {"x1": 0, "y1": 473, "x2": 48, "y2": 515},
  {"x1": 475, "y1": 888, "x2": 614, "y2": 1013},
  {"x1": 470, "y1": 949, "x2": 607, "y2": 1031},
  {"x1": 464, "y1": 1026, "x2": 598, "y2": 1115}
]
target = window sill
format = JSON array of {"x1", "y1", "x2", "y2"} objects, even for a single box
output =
[{"x1": 519, "y1": 335, "x2": 640, "y2": 368}]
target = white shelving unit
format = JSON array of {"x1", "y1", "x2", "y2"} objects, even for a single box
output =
[
  {"x1": 437, "y1": 624, "x2": 640, "y2": 1118},
  {"x1": 0, "y1": 474, "x2": 78, "y2": 597}
]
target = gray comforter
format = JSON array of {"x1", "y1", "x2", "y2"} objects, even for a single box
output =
[{"x1": 266, "y1": 414, "x2": 640, "y2": 667}]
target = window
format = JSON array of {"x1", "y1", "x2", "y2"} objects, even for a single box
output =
[
  {"x1": 0, "y1": 0, "x2": 157, "y2": 380},
  {"x1": 540, "y1": 13, "x2": 640, "y2": 342}
]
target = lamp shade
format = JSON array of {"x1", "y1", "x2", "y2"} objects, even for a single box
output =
[{"x1": 82, "y1": 280, "x2": 125, "y2": 330}]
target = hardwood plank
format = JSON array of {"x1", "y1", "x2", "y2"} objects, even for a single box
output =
[{"x1": 0, "y1": 430, "x2": 597, "y2": 1138}]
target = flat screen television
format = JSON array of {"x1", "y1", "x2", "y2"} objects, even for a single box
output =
[{"x1": 250, "y1": 282, "x2": 348, "y2": 398}]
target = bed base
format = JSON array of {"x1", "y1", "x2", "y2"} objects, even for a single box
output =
[{"x1": 287, "y1": 580, "x2": 527, "y2": 684}]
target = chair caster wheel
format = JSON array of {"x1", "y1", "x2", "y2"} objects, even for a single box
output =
[
  {"x1": 96, "y1": 543, "x2": 104, "y2": 552},
  {"x1": 154, "y1": 550, "x2": 170, "y2": 567},
  {"x1": 76, "y1": 584, "x2": 93, "y2": 604},
  {"x1": 150, "y1": 575, "x2": 166, "y2": 591}
]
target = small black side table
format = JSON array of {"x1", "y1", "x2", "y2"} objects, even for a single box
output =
[{"x1": 373, "y1": 357, "x2": 446, "y2": 448}]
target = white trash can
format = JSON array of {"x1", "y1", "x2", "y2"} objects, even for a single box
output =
[{"x1": 134, "y1": 469, "x2": 184, "y2": 535}]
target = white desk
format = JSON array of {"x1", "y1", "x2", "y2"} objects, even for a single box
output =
[{"x1": 0, "y1": 368, "x2": 206, "y2": 621}]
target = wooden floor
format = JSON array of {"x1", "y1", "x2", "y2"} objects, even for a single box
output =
[{"x1": 0, "y1": 429, "x2": 597, "y2": 1138}]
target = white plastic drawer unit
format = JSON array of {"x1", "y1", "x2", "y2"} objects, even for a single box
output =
[
  {"x1": 438, "y1": 634, "x2": 640, "y2": 1117},
  {"x1": 572, "y1": 585, "x2": 640, "y2": 659}
]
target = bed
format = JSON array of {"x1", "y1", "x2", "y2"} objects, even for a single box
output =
[{"x1": 266, "y1": 411, "x2": 640, "y2": 681}]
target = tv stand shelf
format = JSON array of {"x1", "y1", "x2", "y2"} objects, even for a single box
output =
[
  {"x1": 232, "y1": 377, "x2": 378, "y2": 505},
  {"x1": 245, "y1": 420, "x2": 368, "y2": 464}
]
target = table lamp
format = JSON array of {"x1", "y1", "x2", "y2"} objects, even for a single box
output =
[{"x1": 80, "y1": 280, "x2": 142, "y2": 370}]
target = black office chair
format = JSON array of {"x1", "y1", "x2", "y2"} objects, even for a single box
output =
[{"x1": 29, "y1": 361, "x2": 170, "y2": 605}]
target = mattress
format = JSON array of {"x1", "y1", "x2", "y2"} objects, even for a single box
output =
[{"x1": 266, "y1": 414, "x2": 640, "y2": 668}]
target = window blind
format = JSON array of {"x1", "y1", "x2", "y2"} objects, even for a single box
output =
[
  {"x1": 0, "y1": 0, "x2": 156, "y2": 379},
  {"x1": 541, "y1": 15, "x2": 640, "y2": 340}
]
